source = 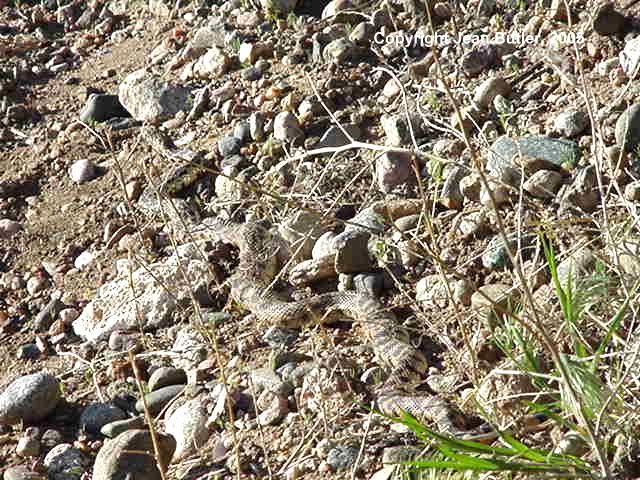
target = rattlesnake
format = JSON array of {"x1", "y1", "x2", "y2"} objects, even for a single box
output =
[{"x1": 139, "y1": 125, "x2": 490, "y2": 438}]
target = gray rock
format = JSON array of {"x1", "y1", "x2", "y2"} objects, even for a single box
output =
[
  {"x1": 381, "y1": 114, "x2": 424, "y2": 147},
  {"x1": 349, "y1": 21, "x2": 376, "y2": 45},
  {"x1": 3, "y1": 467, "x2": 46, "y2": 480},
  {"x1": 108, "y1": 331, "x2": 141, "y2": 351},
  {"x1": 0, "y1": 218, "x2": 22, "y2": 239},
  {"x1": 16, "y1": 427, "x2": 41, "y2": 457},
  {"x1": 462, "y1": 43, "x2": 500, "y2": 76},
  {"x1": 165, "y1": 398, "x2": 210, "y2": 460},
  {"x1": 315, "y1": 124, "x2": 361, "y2": 149},
  {"x1": 523, "y1": 170, "x2": 563, "y2": 198},
  {"x1": 473, "y1": 77, "x2": 511, "y2": 109},
  {"x1": 554, "y1": 110, "x2": 589, "y2": 138},
  {"x1": 100, "y1": 416, "x2": 146, "y2": 438},
  {"x1": 257, "y1": 391, "x2": 289, "y2": 426},
  {"x1": 41, "y1": 429, "x2": 64, "y2": 448},
  {"x1": 148, "y1": 367, "x2": 187, "y2": 392},
  {"x1": 278, "y1": 211, "x2": 327, "y2": 259},
  {"x1": 233, "y1": 121, "x2": 251, "y2": 143},
  {"x1": 69, "y1": 159, "x2": 97, "y2": 184},
  {"x1": 135, "y1": 384, "x2": 185, "y2": 415},
  {"x1": 487, "y1": 135, "x2": 580, "y2": 186},
  {"x1": 43, "y1": 444, "x2": 90, "y2": 480},
  {"x1": 382, "y1": 445, "x2": 421, "y2": 464},
  {"x1": 218, "y1": 136, "x2": 242, "y2": 157},
  {"x1": 80, "y1": 403, "x2": 127, "y2": 434},
  {"x1": 376, "y1": 150, "x2": 414, "y2": 193},
  {"x1": 0, "y1": 372, "x2": 60, "y2": 424},
  {"x1": 118, "y1": 68, "x2": 191, "y2": 123},
  {"x1": 79, "y1": 94, "x2": 130, "y2": 123},
  {"x1": 327, "y1": 445, "x2": 359, "y2": 470},
  {"x1": 615, "y1": 103, "x2": 640, "y2": 152},
  {"x1": 263, "y1": 327, "x2": 298, "y2": 348},
  {"x1": 92, "y1": 430, "x2": 176, "y2": 480},
  {"x1": 191, "y1": 47, "x2": 232, "y2": 79}
]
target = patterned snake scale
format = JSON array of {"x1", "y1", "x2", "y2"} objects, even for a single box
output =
[
  {"x1": 141, "y1": 126, "x2": 491, "y2": 439},
  {"x1": 208, "y1": 208, "x2": 488, "y2": 439}
]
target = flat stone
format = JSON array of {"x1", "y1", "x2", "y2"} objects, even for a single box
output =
[
  {"x1": 315, "y1": 124, "x2": 361, "y2": 149},
  {"x1": 3, "y1": 467, "x2": 46, "y2": 480},
  {"x1": 487, "y1": 135, "x2": 580, "y2": 186},
  {"x1": 100, "y1": 416, "x2": 146, "y2": 438},
  {"x1": 135, "y1": 384, "x2": 185, "y2": 415},
  {"x1": 148, "y1": 367, "x2": 187, "y2": 392}
]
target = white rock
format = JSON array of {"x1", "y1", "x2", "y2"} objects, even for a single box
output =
[
  {"x1": 118, "y1": 68, "x2": 191, "y2": 123},
  {"x1": 273, "y1": 112, "x2": 303, "y2": 142},
  {"x1": 73, "y1": 243, "x2": 212, "y2": 342},
  {"x1": 0, "y1": 218, "x2": 22, "y2": 239},
  {"x1": 69, "y1": 159, "x2": 97, "y2": 184},
  {"x1": 165, "y1": 398, "x2": 210, "y2": 460},
  {"x1": 74, "y1": 250, "x2": 95, "y2": 270},
  {"x1": 620, "y1": 36, "x2": 640, "y2": 76}
]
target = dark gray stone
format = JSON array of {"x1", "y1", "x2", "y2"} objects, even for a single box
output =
[
  {"x1": 218, "y1": 136, "x2": 243, "y2": 157},
  {"x1": 327, "y1": 444, "x2": 359, "y2": 470},
  {"x1": 487, "y1": 135, "x2": 580, "y2": 185},
  {"x1": 0, "y1": 372, "x2": 60, "y2": 424},
  {"x1": 17, "y1": 344, "x2": 40, "y2": 360},
  {"x1": 482, "y1": 233, "x2": 534, "y2": 270},
  {"x1": 79, "y1": 94, "x2": 131, "y2": 123},
  {"x1": 147, "y1": 367, "x2": 187, "y2": 392},
  {"x1": 135, "y1": 384, "x2": 185, "y2": 415},
  {"x1": 80, "y1": 403, "x2": 127, "y2": 435}
]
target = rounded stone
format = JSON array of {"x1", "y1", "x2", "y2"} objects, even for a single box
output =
[
  {"x1": 92, "y1": 430, "x2": 176, "y2": 480},
  {"x1": 135, "y1": 384, "x2": 185, "y2": 415},
  {"x1": 0, "y1": 372, "x2": 61, "y2": 425},
  {"x1": 43, "y1": 444, "x2": 90, "y2": 480},
  {"x1": 80, "y1": 403, "x2": 127, "y2": 434},
  {"x1": 69, "y1": 159, "x2": 97, "y2": 184}
]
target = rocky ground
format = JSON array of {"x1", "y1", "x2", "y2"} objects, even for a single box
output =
[{"x1": 1, "y1": 0, "x2": 640, "y2": 479}]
